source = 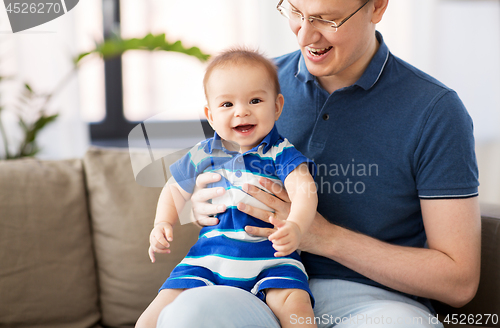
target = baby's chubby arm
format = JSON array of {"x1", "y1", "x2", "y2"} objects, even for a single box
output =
[
  {"x1": 149, "y1": 178, "x2": 192, "y2": 263},
  {"x1": 268, "y1": 163, "x2": 317, "y2": 257}
]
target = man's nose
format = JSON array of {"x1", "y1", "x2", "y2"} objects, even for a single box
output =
[{"x1": 296, "y1": 19, "x2": 321, "y2": 48}]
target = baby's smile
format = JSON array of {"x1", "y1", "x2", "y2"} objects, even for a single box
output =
[{"x1": 233, "y1": 124, "x2": 256, "y2": 134}]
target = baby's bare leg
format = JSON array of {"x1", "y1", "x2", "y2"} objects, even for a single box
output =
[
  {"x1": 266, "y1": 288, "x2": 316, "y2": 328},
  {"x1": 135, "y1": 289, "x2": 184, "y2": 328}
]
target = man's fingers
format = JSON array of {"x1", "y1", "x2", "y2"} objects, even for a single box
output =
[
  {"x1": 237, "y1": 203, "x2": 272, "y2": 223},
  {"x1": 258, "y1": 177, "x2": 291, "y2": 203},
  {"x1": 195, "y1": 172, "x2": 222, "y2": 188},
  {"x1": 245, "y1": 226, "x2": 275, "y2": 238},
  {"x1": 195, "y1": 216, "x2": 220, "y2": 227},
  {"x1": 192, "y1": 186, "x2": 226, "y2": 204},
  {"x1": 242, "y1": 183, "x2": 287, "y2": 213},
  {"x1": 192, "y1": 200, "x2": 226, "y2": 217},
  {"x1": 191, "y1": 186, "x2": 226, "y2": 224},
  {"x1": 191, "y1": 173, "x2": 226, "y2": 223}
]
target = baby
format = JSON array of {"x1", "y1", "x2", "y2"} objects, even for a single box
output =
[{"x1": 136, "y1": 49, "x2": 318, "y2": 328}]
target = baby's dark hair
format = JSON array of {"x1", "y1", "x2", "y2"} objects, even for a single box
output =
[{"x1": 203, "y1": 48, "x2": 281, "y2": 98}]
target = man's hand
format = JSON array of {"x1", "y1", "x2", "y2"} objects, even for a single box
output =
[
  {"x1": 268, "y1": 216, "x2": 301, "y2": 257},
  {"x1": 191, "y1": 172, "x2": 226, "y2": 226},
  {"x1": 241, "y1": 177, "x2": 292, "y2": 237},
  {"x1": 148, "y1": 222, "x2": 174, "y2": 263}
]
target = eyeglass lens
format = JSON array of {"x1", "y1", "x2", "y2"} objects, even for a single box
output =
[{"x1": 278, "y1": 1, "x2": 338, "y2": 32}]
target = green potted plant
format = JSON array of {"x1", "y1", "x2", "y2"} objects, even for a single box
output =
[{"x1": 0, "y1": 33, "x2": 209, "y2": 160}]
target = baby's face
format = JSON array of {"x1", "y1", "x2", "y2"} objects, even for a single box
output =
[{"x1": 204, "y1": 64, "x2": 283, "y2": 153}]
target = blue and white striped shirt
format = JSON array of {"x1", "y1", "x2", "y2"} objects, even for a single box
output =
[{"x1": 162, "y1": 125, "x2": 315, "y2": 303}]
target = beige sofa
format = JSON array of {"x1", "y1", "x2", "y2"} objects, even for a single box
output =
[{"x1": 0, "y1": 147, "x2": 498, "y2": 328}]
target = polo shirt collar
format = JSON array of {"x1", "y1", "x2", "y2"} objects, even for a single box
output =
[
  {"x1": 354, "y1": 31, "x2": 390, "y2": 90},
  {"x1": 295, "y1": 53, "x2": 315, "y2": 84},
  {"x1": 294, "y1": 31, "x2": 389, "y2": 90},
  {"x1": 205, "y1": 124, "x2": 280, "y2": 154},
  {"x1": 205, "y1": 132, "x2": 223, "y2": 154},
  {"x1": 259, "y1": 124, "x2": 280, "y2": 153}
]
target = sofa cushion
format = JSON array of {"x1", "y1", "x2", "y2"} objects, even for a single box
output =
[
  {"x1": 0, "y1": 158, "x2": 100, "y2": 328},
  {"x1": 83, "y1": 147, "x2": 200, "y2": 328}
]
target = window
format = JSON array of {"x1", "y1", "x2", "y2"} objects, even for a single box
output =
[{"x1": 82, "y1": 0, "x2": 296, "y2": 146}]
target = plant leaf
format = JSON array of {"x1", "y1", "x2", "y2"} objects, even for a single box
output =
[
  {"x1": 75, "y1": 51, "x2": 91, "y2": 64},
  {"x1": 24, "y1": 83, "x2": 33, "y2": 93},
  {"x1": 18, "y1": 117, "x2": 28, "y2": 132},
  {"x1": 33, "y1": 114, "x2": 59, "y2": 134},
  {"x1": 74, "y1": 33, "x2": 210, "y2": 64}
]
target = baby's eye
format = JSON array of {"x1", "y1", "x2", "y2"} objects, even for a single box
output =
[
  {"x1": 250, "y1": 98, "x2": 262, "y2": 105},
  {"x1": 221, "y1": 102, "x2": 233, "y2": 108}
]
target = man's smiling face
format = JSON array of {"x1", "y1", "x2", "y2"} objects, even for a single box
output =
[{"x1": 287, "y1": 0, "x2": 378, "y2": 89}]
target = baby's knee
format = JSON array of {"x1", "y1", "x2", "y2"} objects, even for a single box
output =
[
  {"x1": 266, "y1": 289, "x2": 315, "y2": 328},
  {"x1": 266, "y1": 288, "x2": 312, "y2": 315}
]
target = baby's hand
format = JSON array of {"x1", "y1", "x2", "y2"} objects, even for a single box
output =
[
  {"x1": 148, "y1": 222, "x2": 174, "y2": 263},
  {"x1": 268, "y1": 216, "x2": 301, "y2": 257}
]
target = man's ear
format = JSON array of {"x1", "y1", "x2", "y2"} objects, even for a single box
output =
[
  {"x1": 371, "y1": 0, "x2": 389, "y2": 24},
  {"x1": 275, "y1": 94, "x2": 284, "y2": 121}
]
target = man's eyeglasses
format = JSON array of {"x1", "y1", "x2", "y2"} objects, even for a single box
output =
[{"x1": 277, "y1": 0, "x2": 370, "y2": 33}]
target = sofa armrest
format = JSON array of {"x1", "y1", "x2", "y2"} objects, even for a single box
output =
[{"x1": 433, "y1": 202, "x2": 500, "y2": 327}]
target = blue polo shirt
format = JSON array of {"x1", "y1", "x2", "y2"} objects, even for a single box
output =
[{"x1": 274, "y1": 31, "x2": 479, "y2": 310}]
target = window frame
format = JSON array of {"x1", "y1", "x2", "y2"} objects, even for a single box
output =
[{"x1": 91, "y1": 0, "x2": 213, "y2": 147}]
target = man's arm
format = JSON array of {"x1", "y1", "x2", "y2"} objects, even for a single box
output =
[
  {"x1": 300, "y1": 197, "x2": 481, "y2": 308},
  {"x1": 242, "y1": 178, "x2": 481, "y2": 308}
]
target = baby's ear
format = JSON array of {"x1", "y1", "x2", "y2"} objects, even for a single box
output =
[
  {"x1": 204, "y1": 105, "x2": 213, "y2": 122},
  {"x1": 275, "y1": 94, "x2": 284, "y2": 120}
]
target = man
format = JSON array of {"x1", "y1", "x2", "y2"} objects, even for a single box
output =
[{"x1": 157, "y1": 1, "x2": 481, "y2": 327}]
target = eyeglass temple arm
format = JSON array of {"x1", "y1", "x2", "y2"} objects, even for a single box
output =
[
  {"x1": 277, "y1": 0, "x2": 284, "y2": 10},
  {"x1": 336, "y1": 0, "x2": 370, "y2": 28}
]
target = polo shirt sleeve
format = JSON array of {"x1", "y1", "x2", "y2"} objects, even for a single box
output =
[
  {"x1": 273, "y1": 138, "x2": 316, "y2": 184},
  {"x1": 169, "y1": 144, "x2": 205, "y2": 194},
  {"x1": 414, "y1": 90, "x2": 479, "y2": 199}
]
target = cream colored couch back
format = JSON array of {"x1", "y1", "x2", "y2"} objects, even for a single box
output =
[{"x1": 0, "y1": 148, "x2": 199, "y2": 328}]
